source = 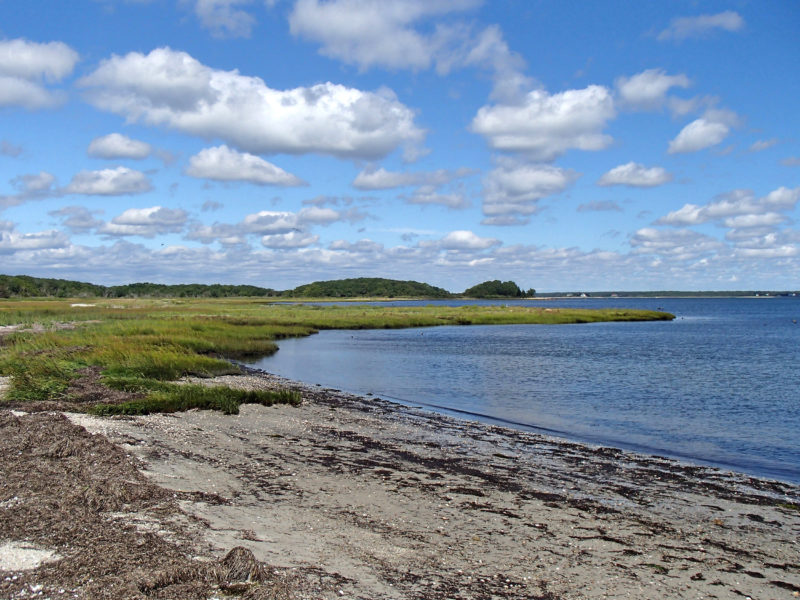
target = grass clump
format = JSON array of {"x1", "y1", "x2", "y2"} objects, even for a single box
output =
[{"x1": 89, "y1": 384, "x2": 301, "y2": 416}]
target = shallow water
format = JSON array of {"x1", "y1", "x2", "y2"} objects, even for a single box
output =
[{"x1": 251, "y1": 297, "x2": 800, "y2": 483}]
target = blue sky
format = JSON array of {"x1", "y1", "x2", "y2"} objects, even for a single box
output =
[{"x1": 1, "y1": 0, "x2": 798, "y2": 292}]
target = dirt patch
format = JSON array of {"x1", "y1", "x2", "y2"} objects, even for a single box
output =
[
  {"x1": 0, "y1": 410, "x2": 333, "y2": 599},
  {"x1": 65, "y1": 365, "x2": 143, "y2": 405}
]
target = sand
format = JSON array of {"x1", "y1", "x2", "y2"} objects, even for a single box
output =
[{"x1": 2, "y1": 369, "x2": 800, "y2": 599}]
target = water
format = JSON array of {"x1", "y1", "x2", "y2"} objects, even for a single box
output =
[{"x1": 250, "y1": 297, "x2": 800, "y2": 483}]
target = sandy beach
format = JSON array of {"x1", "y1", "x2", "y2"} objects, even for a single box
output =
[{"x1": 1, "y1": 369, "x2": 799, "y2": 599}]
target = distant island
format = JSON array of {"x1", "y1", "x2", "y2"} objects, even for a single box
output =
[{"x1": 0, "y1": 273, "x2": 796, "y2": 299}]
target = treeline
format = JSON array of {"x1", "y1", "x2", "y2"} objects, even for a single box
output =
[
  {"x1": 105, "y1": 282, "x2": 280, "y2": 298},
  {"x1": 0, "y1": 275, "x2": 106, "y2": 298},
  {"x1": 0, "y1": 274, "x2": 537, "y2": 299},
  {"x1": 0, "y1": 275, "x2": 277, "y2": 299}
]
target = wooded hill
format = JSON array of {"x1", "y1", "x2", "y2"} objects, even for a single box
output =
[{"x1": 289, "y1": 278, "x2": 452, "y2": 298}]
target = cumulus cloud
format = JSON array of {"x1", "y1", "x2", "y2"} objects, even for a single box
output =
[
  {"x1": 13, "y1": 171, "x2": 56, "y2": 194},
  {"x1": 629, "y1": 228, "x2": 724, "y2": 260},
  {"x1": 436, "y1": 230, "x2": 499, "y2": 250},
  {"x1": 352, "y1": 166, "x2": 473, "y2": 190},
  {"x1": 87, "y1": 133, "x2": 152, "y2": 159},
  {"x1": 64, "y1": 167, "x2": 152, "y2": 196},
  {"x1": 472, "y1": 85, "x2": 615, "y2": 161},
  {"x1": 481, "y1": 160, "x2": 579, "y2": 222},
  {"x1": 615, "y1": 69, "x2": 690, "y2": 111},
  {"x1": 99, "y1": 206, "x2": 188, "y2": 238},
  {"x1": 261, "y1": 231, "x2": 319, "y2": 249},
  {"x1": 1, "y1": 171, "x2": 57, "y2": 208},
  {"x1": 404, "y1": 188, "x2": 469, "y2": 209},
  {"x1": 668, "y1": 109, "x2": 738, "y2": 154},
  {"x1": 49, "y1": 205, "x2": 104, "y2": 232},
  {"x1": 670, "y1": 119, "x2": 729, "y2": 153},
  {"x1": 0, "y1": 227, "x2": 69, "y2": 254},
  {"x1": 289, "y1": 0, "x2": 479, "y2": 71},
  {"x1": 0, "y1": 39, "x2": 79, "y2": 109},
  {"x1": 658, "y1": 11, "x2": 744, "y2": 42},
  {"x1": 79, "y1": 47, "x2": 424, "y2": 160},
  {"x1": 656, "y1": 187, "x2": 800, "y2": 227},
  {"x1": 194, "y1": 0, "x2": 256, "y2": 38},
  {"x1": 290, "y1": 1, "x2": 531, "y2": 102},
  {"x1": 597, "y1": 162, "x2": 672, "y2": 187},
  {"x1": 188, "y1": 205, "x2": 355, "y2": 248},
  {"x1": 185, "y1": 145, "x2": 306, "y2": 186}
]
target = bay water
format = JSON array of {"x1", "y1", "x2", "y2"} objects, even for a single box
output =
[{"x1": 250, "y1": 297, "x2": 800, "y2": 483}]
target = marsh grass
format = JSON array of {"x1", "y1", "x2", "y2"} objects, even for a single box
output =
[
  {"x1": 0, "y1": 297, "x2": 673, "y2": 414},
  {"x1": 89, "y1": 384, "x2": 301, "y2": 416}
]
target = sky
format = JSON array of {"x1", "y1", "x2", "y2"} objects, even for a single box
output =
[{"x1": 1, "y1": 0, "x2": 799, "y2": 292}]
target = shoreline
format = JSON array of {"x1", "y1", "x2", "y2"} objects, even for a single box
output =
[{"x1": 2, "y1": 369, "x2": 799, "y2": 598}]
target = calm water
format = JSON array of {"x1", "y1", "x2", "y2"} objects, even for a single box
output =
[{"x1": 250, "y1": 298, "x2": 800, "y2": 483}]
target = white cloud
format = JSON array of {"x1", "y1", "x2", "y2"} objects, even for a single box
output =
[
  {"x1": 185, "y1": 145, "x2": 306, "y2": 186},
  {"x1": 79, "y1": 47, "x2": 424, "y2": 160},
  {"x1": 439, "y1": 230, "x2": 498, "y2": 250},
  {"x1": 352, "y1": 166, "x2": 473, "y2": 190},
  {"x1": 289, "y1": 0, "x2": 479, "y2": 71},
  {"x1": 0, "y1": 227, "x2": 69, "y2": 254},
  {"x1": 722, "y1": 213, "x2": 786, "y2": 229},
  {"x1": 289, "y1": 1, "x2": 530, "y2": 103},
  {"x1": 482, "y1": 160, "x2": 579, "y2": 221},
  {"x1": 49, "y1": 206, "x2": 104, "y2": 232},
  {"x1": 64, "y1": 167, "x2": 152, "y2": 196},
  {"x1": 657, "y1": 187, "x2": 800, "y2": 227},
  {"x1": 87, "y1": 133, "x2": 152, "y2": 159},
  {"x1": 615, "y1": 69, "x2": 690, "y2": 111},
  {"x1": 782, "y1": 157, "x2": 800, "y2": 167},
  {"x1": 194, "y1": 0, "x2": 256, "y2": 38},
  {"x1": 472, "y1": 85, "x2": 615, "y2": 161},
  {"x1": 1, "y1": 171, "x2": 57, "y2": 208},
  {"x1": 329, "y1": 239, "x2": 384, "y2": 254},
  {"x1": 597, "y1": 162, "x2": 672, "y2": 187},
  {"x1": 241, "y1": 210, "x2": 305, "y2": 235},
  {"x1": 749, "y1": 138, "x2": 778, "y2": 153},
  {"x1": 668, "y1": 118, "x2": 729, "y2": 154},
  {"x1": 0, "y1": 76, "x2": 68, "y2": 109},
  {"x1": 297, "y1": 206, "x2": 342, "y2": 225},
  {"x1": 0, "y1": 39, "x2": 79, "y2": 81},
  {"x1": 658, "y1": 11, "x2": 744, "y2": 42},
  {"x1": 0, "y1": 39, "x2": 78, "y2": 109},
  {"x1": 404, "y1": 188, "x2": 469, "y2": 209},
  {"x1": 189, "y1": 205, "x2": 350, "y2": 246},
  {"x1": 13, "y1": 171, "x2": 56, "y2": 194},
  {"x1": 99, "y1": 206, "x2": 188, "y2": 238},
  {"x1": 629, "y1": 228, "x2": 724, "y2": 260},
  {"x1": 261, "y1": 231, "x2": 319, "y2": 248}
]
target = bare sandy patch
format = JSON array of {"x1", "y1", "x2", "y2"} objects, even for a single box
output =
[
  {"x1": 69, "y1": 371, "x2": 800, "y2": 599},
  {"x1": 0, "y1": 542, "x2": 59, "y2": 571}
]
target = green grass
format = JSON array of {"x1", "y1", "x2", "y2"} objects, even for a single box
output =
[
  {"x1": 0, "y1": 297, "x2": 674, "y2": 415},
  {"x1": 89, "y1": 384, "x2": 301, "y2": 416}
]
